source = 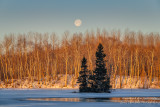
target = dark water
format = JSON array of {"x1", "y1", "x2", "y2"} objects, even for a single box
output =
[{"x1": 28, "y1": 97, "x2": 160, "y2": 103}]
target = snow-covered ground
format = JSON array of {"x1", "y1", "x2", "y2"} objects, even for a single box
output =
[
  {"x1": 1, "y1": 75, "x2": 159, "y2": 89},
  {"x1": 0, "y1": 89, "x2": 160, "y2": 107}
]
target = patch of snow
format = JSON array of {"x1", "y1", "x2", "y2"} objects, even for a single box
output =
[{"x1": 0, "y1": 75, "x2": 159, "y2": 89}]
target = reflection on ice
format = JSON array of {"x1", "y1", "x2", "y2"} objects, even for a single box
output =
[
  {"x1": 28, "y1": 98, "x2": 80, "y2": 102},
  {"x1": 28, "y1": 97, "x2": 160, "y2": 103}
]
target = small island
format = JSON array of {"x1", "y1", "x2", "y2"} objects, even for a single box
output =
[{"x1": 77, "y1": 43, "x2": 111, "y2": 93}]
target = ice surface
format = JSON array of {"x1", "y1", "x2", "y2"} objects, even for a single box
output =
[{"x1": 0, "y1": 89, "x2": 160, "y2": 107}]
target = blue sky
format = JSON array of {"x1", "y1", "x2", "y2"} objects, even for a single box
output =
[{"x1": 0, "y1": 0, "x2": 160, "y2": 39}]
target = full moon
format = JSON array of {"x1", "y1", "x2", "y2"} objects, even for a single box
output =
[{"x1": 74, "y1": 19, "x2": 82, "y2": 27}]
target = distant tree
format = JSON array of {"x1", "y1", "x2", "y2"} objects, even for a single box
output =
[
  {"x1": 77, "y1": 57, "x2": 89, "y2": 92},
  {"x1": 90, "y1": 43, "x2": 110, "y2": 92}
]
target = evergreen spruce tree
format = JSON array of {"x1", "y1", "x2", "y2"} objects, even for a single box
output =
[
  {"x1": 77, "y1": 57, "x2": 89, "y2": 92},
  {"x1": 90, "y1": 43, "x2": 110, "y2": 92}
]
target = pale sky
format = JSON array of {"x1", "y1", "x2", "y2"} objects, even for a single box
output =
[{"x1": 0, "y1": 0, "x2": 160, "y2": 39}]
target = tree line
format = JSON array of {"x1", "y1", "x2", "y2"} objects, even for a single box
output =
[{"x1": 0, "y1": 30, "x2": 160, "y2": 88}]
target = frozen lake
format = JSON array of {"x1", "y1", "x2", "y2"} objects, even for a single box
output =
[{"x1": 0, "y1": 89, "x2": 160, "y2": 107}]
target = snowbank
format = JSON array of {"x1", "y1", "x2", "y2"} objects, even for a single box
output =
[{"x1": 0, "y1": 75, "x2": 159, "y2": 89}]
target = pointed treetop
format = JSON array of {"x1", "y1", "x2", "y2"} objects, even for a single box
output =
[
  {"x1": 81, "y1": 57, "x2": 87, "y2": 66},
  {"x1": 96, "y1": 43, "x2": 106, "y2": 58}
]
